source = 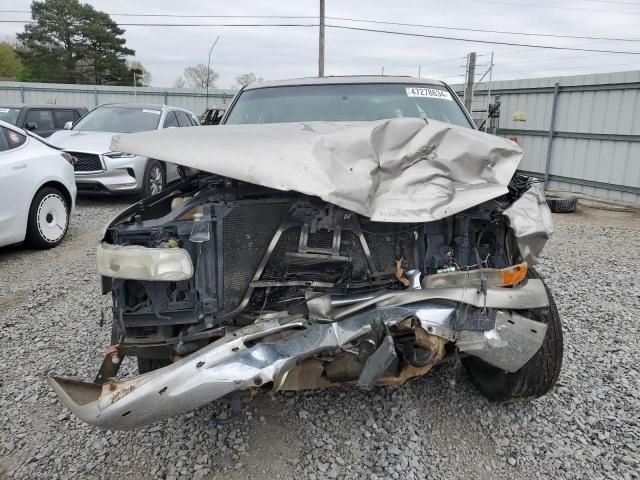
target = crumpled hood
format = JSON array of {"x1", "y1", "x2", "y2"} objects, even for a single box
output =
[
  {"x1": 48, "y1": 130, "x2": 119, "y2": 154},
  {"x1": 111, "y1": 118, "x2": 523, "y2": 222}
]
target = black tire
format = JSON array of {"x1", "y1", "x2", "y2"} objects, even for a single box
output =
[
  {"x1": 463, "y1": 269, "x2": 563, "y2": 401},
  {"x1": 139, "y1": 160, "x2": 165, "y2": 199},
  {"x1": 546, "y1": 195, "x2": 577, "y2": 213},
  {"x1": 25, "y1": 187, "x2": 69, "y2": 249},
  {"x1": 137, "y1": 357, "x2": 172, "y2": 374}
]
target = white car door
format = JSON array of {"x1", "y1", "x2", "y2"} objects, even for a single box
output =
[{"x1": 0, "y1": 127, "x2": 32, "y2": 246}]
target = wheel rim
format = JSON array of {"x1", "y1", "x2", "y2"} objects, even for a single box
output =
[
  {"x1": 37, "y1": 194, "x2": 67, "y2": 243},
  {"x1": 149, "y1": 165, "x2": 163, "y2": 195}
]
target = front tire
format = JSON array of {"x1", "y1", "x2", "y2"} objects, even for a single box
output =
[
  {"x1": 463, "y1": 269, "x2": 564, "y2": 401},
  {"x1": 25, "y1": 187, "x2": 69, "y2": 249},
  {"x1": 139, "y1": 160, "x2": 165, "y2": 199}
]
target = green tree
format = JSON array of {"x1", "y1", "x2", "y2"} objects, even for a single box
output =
[
  {"x1": 0, "y1": 42, "x2": 23, "y2": 80},
  {"x1": 17, "y1": 0, "x2": 135, "y2": 85},
  {"x1": 127, "y1": 60, "x2": 151, "y2": 86}
]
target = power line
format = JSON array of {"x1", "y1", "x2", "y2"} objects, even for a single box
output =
[
  {"x1": 325, "y1": 25, "x2": 640, "y2": 55},
  {"x1": 0, "y1": 20, "x2": 317, "y2": 27},
  {"x1": 496, "y1": 60, "x2": 640, "y2": 76},
  {"x1": 326, "y1": 16, "x2": 640, "y2": 43},
  {"x1": 4, "y1": 18, "x2": 640, "y2": 55},
  {"x1": 4, "y1": 10, "x2": 640, "y2": 43},
  {"x1": 498, "y1": 52, "x2": 610, "y2": 66},
  {"x1": 0, "y1": 11, "x2": 318, "y2": 18}
]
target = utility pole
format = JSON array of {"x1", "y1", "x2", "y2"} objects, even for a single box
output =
[
  {"x1": 133, "y1": 71, "x2": 137, "y2": 97},
  {"x1": 206, "y1": 35, "x2": 220, "y2": 109},
  {"x1": 463, "y1": 51, "x2": 476, "y2": 112},
  {"x1": 381, "y1": 66, "x2": 384, "y2": 76},
  {"x1": 418, "y1": 65, "x2": 421, "y2": 78},
  {"x1": 318, "y1": 0, "x2": 325, "y2": 77},
  {"x1": 485, "y1": 52, "x2": 494, "y2": 132}
]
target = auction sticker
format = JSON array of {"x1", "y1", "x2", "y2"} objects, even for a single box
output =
[
  {"x1": 0, "y1": 108, "x2": 9, "y2": 113},
  {"x1": 142, "y1": 109, "x2": 161, "y2": 115},
  {"x1": 405, "y1": 87, "x2": 452, "y2": 100}
]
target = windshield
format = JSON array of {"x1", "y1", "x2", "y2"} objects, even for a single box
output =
[
  {"x1": 0, "y1": 107, "x2": 22, "y2": 125},
  {"x1": 224, "y1": 83, "x2": 472, "y2": 128},
  {"x1": 73, "y1": 106, "x2": 161, "y2": 133}
]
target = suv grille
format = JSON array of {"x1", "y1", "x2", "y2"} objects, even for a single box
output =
[{"x1": 67, "y1": 151, "x2": 103, "y2": 172}]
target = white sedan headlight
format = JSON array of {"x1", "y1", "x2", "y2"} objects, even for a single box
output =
[{"x1": 103, "y1": 151, "x2": 136, "y2": 159}]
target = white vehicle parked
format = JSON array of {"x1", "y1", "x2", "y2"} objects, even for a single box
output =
[
  {"x1": 48, "y1": 103, "x2": 200, "y2": 198},
  {"x1": 0, "y1": 120, "x2": 77, "y2": 249}
]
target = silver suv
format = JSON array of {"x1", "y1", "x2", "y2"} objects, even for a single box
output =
[{"x1": 48, "y1": 103, "x2": 200, "y2": 198}]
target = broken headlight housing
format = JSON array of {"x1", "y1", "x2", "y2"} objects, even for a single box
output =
[{"x1": 96, "y1": 243, "x2": 194, "y2": 281}]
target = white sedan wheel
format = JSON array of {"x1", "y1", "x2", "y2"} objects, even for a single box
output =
[{"x1": 36, "y1": 193, "x2": 68, "y2": 243}]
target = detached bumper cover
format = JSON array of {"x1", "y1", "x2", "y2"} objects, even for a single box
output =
[{"x1": 49, "y1": 280, "x2": 550, "y2": 430}]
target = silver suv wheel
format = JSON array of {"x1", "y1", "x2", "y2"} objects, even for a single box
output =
[{"x1": 149, "y1": 164, "x2": 164, "y2": 195}]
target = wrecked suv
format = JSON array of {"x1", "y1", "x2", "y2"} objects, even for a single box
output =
[{"x1": 50, "y1": 76, "x2": 562, "y2": 430}]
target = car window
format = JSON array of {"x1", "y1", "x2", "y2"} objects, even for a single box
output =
[
  {"x1": 213, "y1": 110, "x2": 225, "y2": 124},
  {"x1": 0, "y1": 107, "x2": 21, "y2": 125},
  {"x1": 163, "y1": 111, "x2": 179, "y2": 128},
  {"x1": 25, "y1": 109, "x2": 55, "y2": 131},
  {"x1": 73, "y1": 106, "x2": 162, "y2": 133},
  {"x1": 175, "y1": 111, "x2": 192, "y2": 127},
  {"x1": 1, "y1": 127, "x2": 26, "y2": 151},
  {"x1": 225, "y1": 83, "x2": 472, "y2": 128},
  {"x1": 53, "y1": 110, "x2": 77, "y2": 128},
  {"x1": 0, "y1": 128, "x2": 8, "y2": 152}
]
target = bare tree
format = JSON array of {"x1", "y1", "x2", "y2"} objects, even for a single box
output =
[
  {"x1": 184, "y1": 64, "x2": 219, "y2": 89},
  {"x1": 235, "y1": 72, "x2": 263, "y2": 87},
  {"x1": 173, "y1": 75, "x2": 185, "y2": 88}
]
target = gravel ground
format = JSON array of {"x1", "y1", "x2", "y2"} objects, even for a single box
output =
[{"x1": 1, "y1": 197, "x2": 639, "y2": 480}]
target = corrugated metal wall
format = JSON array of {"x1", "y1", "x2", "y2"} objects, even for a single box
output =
[
  {"x1": 2, "y1": 74, "x2": 639, "y2": 204},
  {"x1": 454, "y1": 70, "x2": 640, "y2": 204},
  {"x1": 0, "y1": 81, "x2": 238, "y2": 116}
]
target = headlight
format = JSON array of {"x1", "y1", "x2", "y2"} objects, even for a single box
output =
[
  {"x1": 423, "y1": 263, "x2": 528, "y2": 289},
  {"x1": 97, "y1": 243, "x2": 194, "y2": 281},
  {"x1": 104, "y1": 151, "x2": 136, "y2": 159},
  {"x1": 61, "y1": 152, "x2": 77, "y2": 165}
]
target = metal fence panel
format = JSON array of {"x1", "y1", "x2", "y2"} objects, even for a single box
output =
[
  {"x1": 0, "y1": 81, "x2": 237, "y2": 115},
  {"x1": 454, "y1": 70, "x2": 640, "y2": 204}
]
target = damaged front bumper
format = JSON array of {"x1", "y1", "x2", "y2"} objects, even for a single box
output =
[{"x1": 49, "y1": 279, "x2": 550, "y2": 430}]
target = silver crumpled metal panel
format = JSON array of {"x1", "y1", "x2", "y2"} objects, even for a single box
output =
[
  {"x1": 111, "y1": 118, "x2": 523, "y2": 223},
  {"x1": 503, "y1": 182, "x2": 554, "y2": 264},
  {"x1": 456, "y1": 310, "x2": 548, "y2": 373}
]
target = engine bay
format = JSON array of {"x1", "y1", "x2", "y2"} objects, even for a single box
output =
[{"x1": 101, "y1": 174, "x2": 533, "y2": 361}]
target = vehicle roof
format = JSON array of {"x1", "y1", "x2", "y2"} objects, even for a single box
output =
[
  {"x1": 243, "y1": 75, "x2": 446, "y2": 91},
  {"x1": 0, "y1": 104, "x2": 87, "y2": 110},
  {"x1": 97, "y1": 103, "x2": 196, "y2": 113}
]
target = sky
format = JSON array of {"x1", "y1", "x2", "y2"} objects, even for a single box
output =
[{"x1": 2, "y1": 0, "x2": 640, "y2": 89}]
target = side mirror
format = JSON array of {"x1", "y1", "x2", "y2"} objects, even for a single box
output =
[
  {"x1": 64, "y1": 121, "x2": 73, "y2": 130},
  {"x1": 25, "y1": 122, "x2": 38, "y2": 131}
]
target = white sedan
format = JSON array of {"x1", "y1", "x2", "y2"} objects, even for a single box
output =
[{"x1": 0, "y1": 120, "x2": 77, "y2": 249}]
